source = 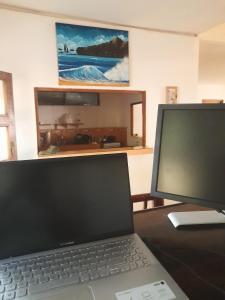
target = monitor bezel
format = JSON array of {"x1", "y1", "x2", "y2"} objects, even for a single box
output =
[{"x1": 151, "y1": 103, "x2": 225, "y2": 210}]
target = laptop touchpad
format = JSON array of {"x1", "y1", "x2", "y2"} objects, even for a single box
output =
[{"x1": 42, "y1": 286, "x2": 94, "y2": 300}]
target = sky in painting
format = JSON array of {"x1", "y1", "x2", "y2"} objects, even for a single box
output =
[{"x1": 56, "y1": 23, "x2": 128, "y2": 53}]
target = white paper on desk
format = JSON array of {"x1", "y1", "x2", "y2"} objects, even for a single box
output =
[{"x1": 115, "y1": 280, "x2": 176, "y2": 300}]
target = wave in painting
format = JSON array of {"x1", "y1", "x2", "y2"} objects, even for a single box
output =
[
  {"x1": 59, "y1": 57, "x2": 129, "y2": 83},
  {"x1": 104, "y1": 57, "x2": 128, "y2": 82},
  {"x1": 59, "y1": 65, "x2": 109, "y2": 82}
]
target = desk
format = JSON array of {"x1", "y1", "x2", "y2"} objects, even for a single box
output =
[{"x1": 134, "y1": 203, "x2": 225, "y2": 300}]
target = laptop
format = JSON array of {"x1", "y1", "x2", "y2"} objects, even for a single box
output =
[{"x1": 0, "y1": 153, "x2": 188, "y2": 300}]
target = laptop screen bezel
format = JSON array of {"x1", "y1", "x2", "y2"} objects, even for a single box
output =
[{"x1": 0, "y1": 153, "x2": 134, "y2": 259}]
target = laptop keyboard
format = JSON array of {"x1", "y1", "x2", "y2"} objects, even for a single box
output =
[{"x1": 0, "y1": 237, "x2": 150, "y2": 299}]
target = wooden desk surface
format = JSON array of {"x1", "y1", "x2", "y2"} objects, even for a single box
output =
[{"x1": 134, "y1": 203, "x2": 225, "y2": 300}]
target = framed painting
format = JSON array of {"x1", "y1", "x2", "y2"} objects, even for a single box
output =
[
  {"x1": 166, "y1": 86, "x2": 178, "y2": 104},
  {"x1": 56, "y1": 23, "x2": 129, "y2": 86}
]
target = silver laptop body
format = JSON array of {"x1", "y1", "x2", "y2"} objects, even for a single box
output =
[{"x1": 0, "y1": 154, "x2": 188, "y2": 300}]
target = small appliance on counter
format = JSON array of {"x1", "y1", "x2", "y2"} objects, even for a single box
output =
[
  {"x1": 103, "y1": 142, "x2": 121, "y2": 149},
  {"x1": 74, "y1": 134, "x2": 92, "y2": 144},
  {"x1": 101, "y1": 135, "x2": 121, "y2": 148}
]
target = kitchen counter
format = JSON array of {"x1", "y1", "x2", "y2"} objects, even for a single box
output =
[{"x1": 39, "y1": 147, "x2": 153, "y2": 158}]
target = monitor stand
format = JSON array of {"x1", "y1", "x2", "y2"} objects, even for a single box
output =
[{"x1": 168, "y1": 211, "x2": 225, "y2": 228}]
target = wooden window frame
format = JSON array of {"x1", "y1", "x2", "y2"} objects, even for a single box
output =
[{"x1": 0, "y1": 71, "x2": 17, "y2": 160}]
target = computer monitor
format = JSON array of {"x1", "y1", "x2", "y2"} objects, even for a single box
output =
[{"x1": 151, "y1": 104, "x2": 225, "y2": 226}]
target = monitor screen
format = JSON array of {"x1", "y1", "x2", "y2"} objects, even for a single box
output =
[
  {"x1": 151, "y1": 104, "x2": 225, "y2": 210},
  {"x1": 0, "y1": 154, "x2": 133, "y2": 259}
]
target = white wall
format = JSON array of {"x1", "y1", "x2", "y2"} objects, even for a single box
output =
[
  {"x1": 198, "y1": 84, "x2": 225, "y2": 101},
  {"x1": 198, "y1": 39, "x2": 225, "y2": 101},
  {"x1": 0, "y1": 9, "x2": 199, "y2": 194},
  {"x1": 198, "y1": 40, "x2": 225, "y2": 100},
  {"x1": 198, "y1": 24, "x2": 225, "y2": 101}
]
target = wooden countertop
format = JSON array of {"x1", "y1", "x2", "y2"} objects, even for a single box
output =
[{"x1": 38, "y1": 147, "x2": 153, "y2": 158}]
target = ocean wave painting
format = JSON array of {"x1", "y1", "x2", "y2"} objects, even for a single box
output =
[{"x1": 56, "y1": 23, "x2": 129, "y2": 86}]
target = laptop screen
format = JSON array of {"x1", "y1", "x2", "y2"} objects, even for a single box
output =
[{"x1": 0, "y1": 154, "x2": 133, "y2": 259}]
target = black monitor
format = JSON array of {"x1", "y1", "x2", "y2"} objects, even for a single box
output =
[
  {"x1": 151, "y1": 104, "x2": 225, "y2": 213},
  {"x1": 0, "y1": 153, "x2": 133, "y2": 259}
]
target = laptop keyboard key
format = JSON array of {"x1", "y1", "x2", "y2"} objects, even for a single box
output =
[
  {"x1": 0, "y1": 271, "x2": 10, "y2": 279},
  {"x1": 5, "y1": 283, "x2": 16, "y2": 291},
  {"x1": 39, "y1": 276, "x2": 49, "y2": 284},
  {"x1": 49, "y1": 274, "x2": 59, "y2": 281},
  {"x1": 109, "y1": 267, "x2": 120, "y2": 275},
  {"x1": 12, "y1": 275, "x2": 22, "y2": 283},
  {"x1": 129, "y1": 262, "x2": 137, "y2": 270},
  {"x1": 29, "y1": 275, "x2": 80, "y2": 295},
  {"x1": 60, "y1": 273, "x2": 69, "y2": 280},
  {"x1": 17, "y1": 280, "x2": 27, "y2": 289},
  {"x1": 89, "y1": 271, "x2": 99, "y2": 280},
  {"x1": 79, "y1": 272, "x2": 89, "y2": 282},
  {"x1": 27, "y1": 278, "x2": 38, "y2": 287},
  {"x1": 0, "y1": 266, "x2": 6, "y2": 273},
  {"x1": 136, "y1": 260, "x2": 144, "y2": 268},
  {"x1": 98, "y1": 268, "x2": 109, "y2": 278},
  {"x1": 1, "y1": 277, "x2": 12, "y2": 285},
  {"x1": 16, "y1": 288, "x2": 27, "y2": 298},
  {"x1": 4, "y1": 291, "x2": 15, "y2": 300},
  {"x1": 120, "y1": 264, "x2": 130, "y2": 272}
]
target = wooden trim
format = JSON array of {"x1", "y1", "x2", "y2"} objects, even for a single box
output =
[
  {"x1": 149, "y1": 195, "x2": 164, "y2": 207},
  {"x1": 0, "y1": 71, "x2": 17, "y2": 160},
  {"x1": 131, "y1": 193, "x2": 150, "y2": 210},
  {"x1": 130, "y1": 103, "x2": 134, "y2": 137},
  {"x1": 34, "y1": 89, "x2": 41, "y2": 149},
  {"x1": 142, "y1": 93, "x2": 146, "y2": 147},
  {"x1": 131, "y1": 193, "x2": 164, "y2": 209},
  {"x1": 202, "y1": 99, "x2": 224, "y2": 104},
  {"x1": 59, "y1": 80, "x2": 129, "y2": 87},
  {"x1": 34, "y1": 87, "x2": 146, "y2": 95},
  {"x1": 0, "y1": 115, "x2": 9, "y2": 124},
  {"x1": 130, "y1": 101, "x2": 142, "y2": 137}
]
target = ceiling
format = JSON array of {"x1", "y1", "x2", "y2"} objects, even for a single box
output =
[{"x1": 0, "y1": 0, "x2": 225, "y2": 35}]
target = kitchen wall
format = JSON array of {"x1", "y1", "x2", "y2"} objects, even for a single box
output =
[
  {"x1": 38, "y1": 92, "x2": 143, "y2": 146},
  {"x1": 0, "y1": 8, "x2": 199, "y2": 194},
  {"x1": 38, "y1": 93, "x2": 137, "y2": 129}
]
